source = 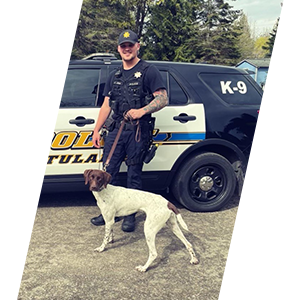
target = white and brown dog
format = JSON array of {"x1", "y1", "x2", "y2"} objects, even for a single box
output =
[{"x1": 84, "y1": 169, "x2": 199, "y2": 272}]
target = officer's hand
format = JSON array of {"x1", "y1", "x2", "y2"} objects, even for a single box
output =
[
  {"x1": 92, "y1": 131, "x2": 101, "y2": 148},
  {"x1": 126, "y1": 109, "x2": 145, "y2": 120}
]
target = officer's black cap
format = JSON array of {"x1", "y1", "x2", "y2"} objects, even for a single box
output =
[{"x1": 118, "y1": 30, "x2": 139, "y2": 45}]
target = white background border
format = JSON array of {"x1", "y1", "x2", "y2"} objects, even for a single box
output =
[
  {"x1": 1, "y1": 1, "x2": 299, "y2": 299},
  {"x1": 0, "y1": 1, "x2": 83, "y2": 299}
]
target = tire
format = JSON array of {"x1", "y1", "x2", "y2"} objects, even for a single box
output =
[{"x1": 172, "y1": 152, "x2": 237, "y2": 212}]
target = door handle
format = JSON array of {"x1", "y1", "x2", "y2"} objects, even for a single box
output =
[
  {"x1": 173, "y1": 113, "x2": 196, "y2": 123},
  {"x1": 69, "y1": 116, "x2": 95, "y2": 127}
]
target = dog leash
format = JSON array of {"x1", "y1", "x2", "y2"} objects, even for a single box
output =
[
  {"x1": 103, "y1": 112, "x2": 140, "y2": 172},
  {"x1": 103, "y1": 119, "x2": 125, "y2": 172}
]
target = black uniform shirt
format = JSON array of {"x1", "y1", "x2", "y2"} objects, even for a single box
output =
[{"x1": 103, "y1": 60, "x2": 166, "y2": 98}]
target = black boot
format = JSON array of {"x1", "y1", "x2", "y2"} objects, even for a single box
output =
[
  {"x1": 121, "y1": 213, "x2": 136, "y2": 232},
  {"x1": 91, "y1": 214, "x2": 121, "y2": 226}
]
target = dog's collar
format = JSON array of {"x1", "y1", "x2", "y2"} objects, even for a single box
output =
[
  {"x1": 92, "y1": 186, "x2": 105, "y2": 192},
  {"x1": 98, "y1": 186, "x2": 105, "y2": 192}
]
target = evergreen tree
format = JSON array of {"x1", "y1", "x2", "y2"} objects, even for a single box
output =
[
  {"x1": 236, "y1": 13, "x2": 255, "y2": 59},
  {"x1": 194, "y1": 0, "x2": 242, "y2": 64},
  {"x1": 71, "y1": 0, "x2": 133, "y2": 59},
  {"x1": 141, "y1": 0, "x2": 198, "y2": 61},
  {"x1": 71, "y1": 0, "x2": 247, "y2": 65},
  {"x1": 263, "y1": 18, "x2": 279, "y2": 58},
  {"x1": 71, "y1": 0, "x2": 160, "y2": 59}
]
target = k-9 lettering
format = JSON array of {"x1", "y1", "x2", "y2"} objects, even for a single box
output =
[{"x1": 220, "y1": 81, "x2": 247, "y2": 94}]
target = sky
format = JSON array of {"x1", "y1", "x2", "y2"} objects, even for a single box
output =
[{"x1": 228, "y1": 0, "x2": 283, "y2": 36}]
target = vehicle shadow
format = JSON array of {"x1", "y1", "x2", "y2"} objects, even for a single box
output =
[
  {"x1": 38, "y1": 189, "x2": 240, "y2": 211},
  {"x1": 38, "y1": 191, "x2": 96, "y2": 207}
]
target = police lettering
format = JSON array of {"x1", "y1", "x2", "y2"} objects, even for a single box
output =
[
  {"x1": 48, "y1": 131, "x2": 104, "y2": 165},
  {"x1": 47, "y1": 154, "x2": 103, "y2": 165},
  {"x1": 51, "y1": 131, "x2": 102, "y2": 150}
]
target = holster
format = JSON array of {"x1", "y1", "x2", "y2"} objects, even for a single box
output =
[
  {"x1": 143, "y1": 117, "x2": 156, "y2": 163},
  {"x1": 103, "y1": 116, "x2": 116, "y2": 132}
]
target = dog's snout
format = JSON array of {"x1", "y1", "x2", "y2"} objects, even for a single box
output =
[{"x1": 89, "y1": 182, "x2": 99, "y2": 191}]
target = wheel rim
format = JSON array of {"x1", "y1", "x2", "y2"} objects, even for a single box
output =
[{"x1": 189, "y1": 165, "x2": 226, "y2": 203}]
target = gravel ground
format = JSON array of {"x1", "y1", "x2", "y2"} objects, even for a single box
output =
[{"x1": 18, "y1": 191, "x2": 239, "y2": 300}]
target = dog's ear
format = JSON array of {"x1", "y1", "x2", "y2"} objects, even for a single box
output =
[
  {"x1": 102, "y1": 171, "x2": 112, "y2": 188},
  {"x1": 83, "y1": 169, "x2": 93, "y2": 185}
]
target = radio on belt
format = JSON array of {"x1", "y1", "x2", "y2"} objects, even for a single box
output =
[{"x1": 143, "y1": 143, "x2": 159, "y2": 164}]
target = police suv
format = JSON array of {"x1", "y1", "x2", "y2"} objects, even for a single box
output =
[{"x1": 43, "y1": 54, "x2": 262, "y2": 212}]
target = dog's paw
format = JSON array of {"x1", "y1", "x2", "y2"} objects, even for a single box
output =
[
  {"x1": 190, "y1": 257, "x2": 199, "y2": 265},
  {"x1": 135, "y1": 265, "x2": 147, "y2": 273},
  {"x1": 94, "y1": 246, "x2": 105, "y2": 253}
]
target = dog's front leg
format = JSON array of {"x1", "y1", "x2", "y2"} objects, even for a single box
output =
[{"x1": 94, "y1": 219, "x2": 114, "y2": 253}]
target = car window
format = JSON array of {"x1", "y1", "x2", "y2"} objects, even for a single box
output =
[
  {"x1": 160, "y1": 71, "x2": 188, "y2": 105},
  {"x1": 60, "y1": 69, "x2": 103, "y2": 108},
  {"x1": 199, "y1": 73, "x2": 262, "y2": 105}
]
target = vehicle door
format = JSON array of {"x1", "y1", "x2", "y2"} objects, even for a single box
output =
[
  {"x1": 146, "y1": 67, "x2": 206, "y2": 172},
  {"x1": 45, "y1": 65, "x2": 107, "y2": 176}
]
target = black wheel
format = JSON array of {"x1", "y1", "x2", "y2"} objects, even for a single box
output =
[{"x1": 172, "y1": 153, "x2": 237, "y2": 212}]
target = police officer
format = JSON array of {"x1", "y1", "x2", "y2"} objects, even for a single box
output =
[{"x1": 91, "y1": 29, "x2": 168, "y2": 232}]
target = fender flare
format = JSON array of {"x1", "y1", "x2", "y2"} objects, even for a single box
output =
[{"x1": 167, "y1": 138, "x2": 247, "y2": 186}]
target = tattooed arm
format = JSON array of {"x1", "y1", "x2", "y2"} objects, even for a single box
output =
[
  {"x1": 126, "y1": 89, "x2": 169, "y2": 120},
  {"x1": 143, "y1": 89, "x2": 169, "y2": 114}
]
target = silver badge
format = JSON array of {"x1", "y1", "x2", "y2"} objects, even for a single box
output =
[{"x1": 134, "y1": 71, "x2": 142, "y2": 78}]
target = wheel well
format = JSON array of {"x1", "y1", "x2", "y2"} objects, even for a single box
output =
[
  {"x1": 175, "y1": 143, "x2": 245, "y2": 170},
  {"x1": 169, "y1": 140, "x2": 246, "y2": 195},
  {"x1": 194, "y1": 144, "x2": 242, "y2": 166},
  {"x1": 171, "y1": 139, "x2": 246, "y2": 175}
]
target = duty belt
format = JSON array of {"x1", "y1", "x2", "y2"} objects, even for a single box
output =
[{"x1": 103, "y1": 115, "x2": 141, "y2": 171}]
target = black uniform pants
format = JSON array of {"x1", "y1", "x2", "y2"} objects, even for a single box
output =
[{"x1": 102, "y1": 124, "x2": 148, "y2": 190}]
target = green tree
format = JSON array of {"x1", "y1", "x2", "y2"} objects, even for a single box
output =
[
  {"x1": 263, "y1": 18, "x2": 279, "y2": 58},
  {"x1": 194, "y1": 0, "x2": 242, "y2": 64},
  {"x1": 72, "y1": 0, "x2": 161, "y2": 59},
  {"x1": 141, "y1": 0, "x2": 198, "y2": 61},
  {"x1": 71, "y1": 0, "x2": 248, "y2": 65},
  {"x1": 253, "y1": 35, "x2": 269, "y2": 58},
  {"x1": 113, "y1": 0, "x2": 162, "y2": 37},
  {"x1": 236, "y1": 13, "x2": 255, "y2": 59},
  {"x1": 71, "y1": 0, "x2": 133, "y2": 59}
]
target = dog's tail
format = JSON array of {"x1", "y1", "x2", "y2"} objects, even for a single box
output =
[
  {"x1": 167, "y1": 202, "x2": 189, "y2": 231},
  {"x1": 176, "y1": 214, "x2": 189, "y2": 231}
]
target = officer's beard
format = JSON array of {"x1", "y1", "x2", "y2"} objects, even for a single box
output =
[
  {"x1": 122, "y1": 50, "x2": 139, "y2": 63},
  {"x1": 123, "y1": 54, "x2": 136, "y2": 62}
]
